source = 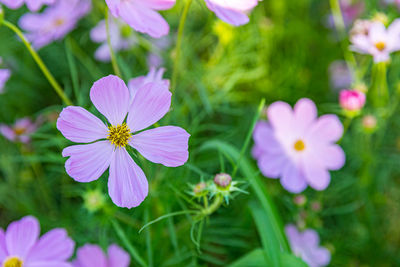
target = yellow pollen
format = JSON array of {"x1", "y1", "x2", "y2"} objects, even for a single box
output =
[
  {"x1": 54, "y1": 18, "x2": 65, "y2": 26},
  {"x1": 3, "y1": 257, "x2": 23, "y2": 267},
  {"x1": 294, "y1": 140, "x2": 306, "y2": 152},
  {"x1": 13, "y1": 127, "x2": 26, "y2": 135},
  {"x1": 375, "y1": 41, "x2": 386, "y2": 51},
  {"x1": 107, "y1": 123, "x2": 131, "y2": 148}
]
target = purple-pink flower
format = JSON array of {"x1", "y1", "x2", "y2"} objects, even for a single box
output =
[
  {"x1": 90, "y1": 17, "x2": 137, "y2": 62},
  {"x1": 0, "y1": 117, "x2": 38, "y2": 143},
  {"x1": 339, "y1": 89, "x2": 366, "y2": 111},
  {"x1": 19, "y1": 0, "x2": 91, "y2": 49},
  {"x1": 350, "y1": 19, "x2": 400, "y2": 63},
  {"x1": 128, "y1": 67, "x2": 169, "y2": 100},
  {"x1": 0, "y1": 0, "x2": 55, "y2": 12},
  {"x1": 328, "y1": 60, "x2": 353, "y2": 90},
  {"x1": 0, "y1": 216, "x2": 75, "y2": 267},
  {"x1": 285, "y1": 224, "x2": 331, "y2": 267},
  {"x1": 57, "y1": 75, "x2": 190, "y2": 208},
  {"x1": 74, "y1": 244, "x2": 129, "y2": 267},
  {"x1": 204, "y1": 0, "x2": 260, "y2": 26},
  {"x1": 252, "y1": 98, "x2": 345, "y2": 193},
  {"x1": 105, "y1": 0, "x2": 176, "y2": 38}
]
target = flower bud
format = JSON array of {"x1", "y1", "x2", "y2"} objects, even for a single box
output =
[
  {"x1": 339, "y1": 89, "x2": 366, "y2": 112},
  {"x1": 350, "y1": 19, "x2": 372, "y2": 37},
  {"x1": 372, "y1": 12, "x2": 389, "y2": 26},
  {"x1": 310, "y1": 201, "x2": 322, "y2": 212},
  {"x1": 83, "y1": 189, "x2": 105, "y2": 213},
  {"x1": 293, "y1": 195, "x2": 307, "y2": 206},
  {"x1": 362, "y1": 115, "x2": 377, "y2": 132},
  {"x1": 214, "y1": 173, "x2": 232, "y2": 188},
  {"x1": 193, "y1": 182, "x2": 207, "y2": 196}
]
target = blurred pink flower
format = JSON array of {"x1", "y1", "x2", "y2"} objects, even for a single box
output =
[
  {"x1": 252, "y1": 98, "x2": 345, "y2": 193},
  {"x1": 74, "y1": 244, "x2": 129, "y2": 267},
  {"x1": 350, "y1": 19, "x2": 372, "y2": 37},
  {"x1": 328, "y1": 60, "x2": 353, "y2": 90},
  {"x1": 285, "y1": 224, "x2": 331, "y2": 267},
  {"x1": 105, "y1": 0, "x2": 176, "y2": 38},
  {"x1": 362, "y1": 115, "x2": 377, "y2": 131},
  {"x1": 0, "y1": 68, "x2": 11, "y2": 93},
  {"x1": 57, "y1": 75, "x2": 189, "y2": 208},
  {"x1": 204, "y1": 0, "x2": 260, "y2": 26},
  {"x1": 90, "y1": 17, "x2": 137, "y2": 62},
  {"x1": 339, "y1": 89, "x2": 366, "y2": 111},
  {"x1": 128, "y1": 67, "x2": 170, "y2": 101},
  {"x1": 0, "y1": 216, "x2": 74, "y2": 267},
  {"x1": 0, "y1": 117, "x2": 38, "y2": 143},
  {"x1": 19, "y1": 0, "x2": 91, "y2": 49},
  {"x1": 0, "y1": 0, "x2": 55, "y2": 12},
  {"x1": 350, "y1": 19, "x2": 400, "y2": 63}
]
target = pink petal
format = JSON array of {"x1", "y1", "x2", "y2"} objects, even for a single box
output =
[
  {"x1": 108, "y1": 148, "x2": 148, "y2": 208},
  {"x1": 0, "y1": 125, "x2": 16, "y2": 142},
  {"x1": 253, "y1": 121, "x2": 282, "y2": 154},
  {"x1": 62, "y1": 141, "x2": 114, "y2": 183},
  {"x1": 129, "y1": 126, "x2": 189, "y2": 167},
  {"x1": 119, "y1": 1, "x2": 170, "y2": 38},
  {"x1": 127, "y1": 82, "x2": 171, "y2": 132},
  {"x1": 5, "y1": 216, "x2": 40, "y2": 259},
  {"x1": 25, "y1": 0, "x2": 55, "y2": 12},
  {"x1": 0, "y1": 229, "x2": 7, "y2": 262},
  {"x1": 141, "y1": 0, "x2": 176, "y2": 10},
  {"x1": 0, "y1": 0, "x2": 24, "y2": 9},
  {"x1": 26, "y1": 229, "x2": 74, "y2": 262},
  {"x1": 107, "y1": 244, "x2": 130, "y2": 267},
  {"x1": 309, "y1": 247, "x2": 331, "y2": 266},
  {"x1": 280, "y1": 161, "x2": 307, "y2": 193},
  {"x1": 75, "y1": 244, "x2": 107, "y2": 267},
  {"x1": 90, "y1": 75, "x2": 130, "y2": 126},
  {"x1": 205, "y1": 0, "x2": 250, "y2": 26},
  {"x1": 257, "y1": 153, "x2": 287, "y2": 179},
  {"x1": 208, "y1": 0, "x2": 258, "y2": 11},
  {"x1": 307, "y1": 115, "x2": 343, "y2": 143},
  {"x1": 301, "y1": 229, "x2": 320, "y2": 247},
  {"x1": 294, "y1": 98, "x2": 317, "y2": 135},
  {"x1": 25, "y1": 262, "x2": 72, "y2": 267},
  {"x1": 315, "y1": 144, "x2": 345, "y2": 171},
  {"x1": 57, "y1": 106, "x2": 108, "y2": 143},
  {"x1": 267, "y1": 101, "x2": 294, "y2": 134},
  {"x1": 303, "y1": 160, "x2": 331, "y2": 191}
]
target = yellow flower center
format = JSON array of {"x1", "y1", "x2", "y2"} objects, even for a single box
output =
[
  {"x1": 375, "y1": 41, "x2": 386, "y2": 51},
  {"x1": 54, "y1": 18, "x2": 65, "y2": 27},
  {"x1": 3, "y1": 257, "x2": 23, "y2": 267},
  {"x1": 294, "y1": 140, "x2": 306, "y2": 152},
  {"x1": 13, "y1": 127, "x2": 26, "y2": 135},
  {"x1": 107, "y1": 123, "x2": 131, "y2": 148}
]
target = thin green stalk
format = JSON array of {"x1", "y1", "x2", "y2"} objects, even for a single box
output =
[
  {"x1": 1, "y1": 20, "x2": 72, "y2": 105},
  {"x1": 105, "y1": 9, "x2": 122, "y2": 77},
  {"x1": 200, "y1": 194, "x2": 223, "y2": 216},
  {"x1": 232, "y1": 99, "x2": 265, "y2": 178},
  {"x1": 371, "y1": 62, "x2": 389, "y2": 108},
  {"x1": 171, "y1": 0, "x2": 193, "y2": 91},
  {"x1": 329, "y1": 0, "x2": 357, "y2": 78}
]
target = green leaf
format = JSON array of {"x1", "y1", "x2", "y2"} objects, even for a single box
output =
[
  {"x1": 229, "y1": 248, "x2": 267, "y2": 267},
  {"x1": 280, "y1": 253, "x2": 308, "y2": 267}
]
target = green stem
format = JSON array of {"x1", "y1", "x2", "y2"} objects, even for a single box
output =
[
  {"x1": 371, "y1": 62, "x2": 389, "y2": 108},
  {"x1": 2, "y1": 20, "x2": 73, "y2": 105},
  {"x1": 105, "y1": 9, "x2": 122, "y2": 77},
  {"x1": 200, "y1": 194, "x2": 223, "y2": 217},
  {"x1": 171, "y1": 0, "x2": 193, "y2": 91},
  {"x1": 329, "y1": 0, "x2": 357, "y2": 79}
]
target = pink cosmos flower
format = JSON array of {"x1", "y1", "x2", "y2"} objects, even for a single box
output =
[
  {"x1": 128, "y1": 67, "x2": 169, "y2": 100},
  {"x1": 285, "y1": 224, "x2": 331, "y2": 267},
  {"x1": 74, "y1": 244, "x2": 129, "y2": 267},
  {"x1": 0, "y1": 117, "x2": 38, "y2": 143},
  {"x1": 204, "y1": 0, "x2": 260, "y2": 26},
  {"x1": 339, "y1": 89, "x2": 366, "y2": 111},
  {"x1": 0, "y1": 216, "x2": 75, "y2": 267},
  {"x1": 252, "y1": 98, "x2": 345, "y2": 193},
  {"x1": 350, "y1": 19, "x2": 400, "y2": 63},
  {"x1": 19, "y1": 0, "x2": 91, "y2": 49},
  {"x1": 0, "y1": 0, "x2": 55, "y2": 12},
  {"x1": 0, "y1": 69, "x2": 11, "y2": 94},
  {"x1": 90, "y1": 17, "x2": 137, "y2": 62},
  {"x1": 57, "y1": 75, "x2": 190, "y2": 208},
  {"x1": 105, "y1": 0, "x2": 176, "y2": 38}
]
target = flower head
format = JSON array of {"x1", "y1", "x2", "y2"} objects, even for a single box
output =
[
  {"x1": 105, "y1": 0, "x2": 176, "y2": 38},
  {"x1": 90, "y1": 17, "x2": 137, "y2": 62},
  {"x1": 74, "y1": 244, "x2": 130, "y2": 267},
  {"x1": 57, "y1": 74, "x2": 190, "y2": 208},
  {"x1": 204, "y1": 0, "x2": 260, "y2": 26},
  {"x1": 362, "y1": 115, "x2": 377, "y2": 132},
  {"x1": 350, "y1": 19, "x2": 400, "y2": 63},
  {"x1": 0, "y1": 117, "x2": 38, "y2": 143},
  {"x1": 339, "y1": 89, "x2": 366, "y2": 112},
  {"x1": 0, "y1": 216, "x2": 74, "y2": 267},
  {"x1": 252, "y1": 98, "x2": 345, "y2": 193},
  {"x1": 214, "y1": 173, "x2": 232, "y2": 188},
  {"x1": 19, "y1": 0, "x2": 91, "y2": 49},
  {"x1": 0, "y1": 0, "x2": 55, "y2": 12},
  {"x1": 285, "y1": 224, "x2": 331, "y2": 267}
]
